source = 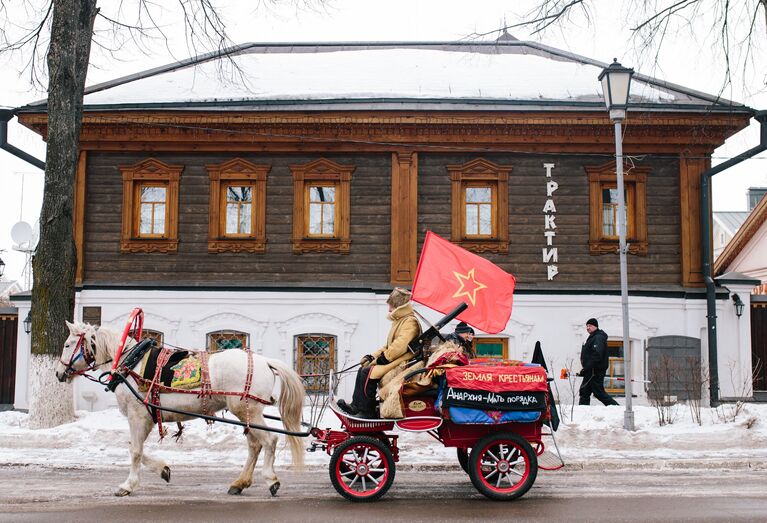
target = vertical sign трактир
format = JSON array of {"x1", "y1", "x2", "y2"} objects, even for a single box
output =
[{"x1": 542, "y1": 163, "x2": 558, "y2": 280}]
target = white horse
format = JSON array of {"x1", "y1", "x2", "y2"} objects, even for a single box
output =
[{"x1": 55, "y1": 321, "x2": 305, "y2": 497}]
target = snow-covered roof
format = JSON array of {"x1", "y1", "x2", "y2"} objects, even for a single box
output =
[
  {"x1": 713, "y1": 212, "x2": 750, "y2": 237},
  {"x1": 22, "y1": 41, "x2": 753, "y2": 113}
]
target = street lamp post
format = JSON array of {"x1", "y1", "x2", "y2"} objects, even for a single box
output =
[{"x1": 599, "y1": 59, "x2": 636, "y2": 431}]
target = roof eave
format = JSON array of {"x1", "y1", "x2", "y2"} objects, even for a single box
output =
[{"x1": 16, "y1": 99, "x2": 756, "y2": 115}]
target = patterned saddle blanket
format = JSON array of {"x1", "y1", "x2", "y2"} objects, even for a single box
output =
[{"x1": 138, "y1": 347, "x2": 202, "y2": 391}]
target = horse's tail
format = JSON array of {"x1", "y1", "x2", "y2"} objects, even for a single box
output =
[{"x1": 266, "y1": 358, "x2": 305, "y2": 470}]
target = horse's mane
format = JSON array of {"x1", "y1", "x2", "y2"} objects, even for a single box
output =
[{"x1": 75, "y1": 322, "x2": 135, "y2": 369}]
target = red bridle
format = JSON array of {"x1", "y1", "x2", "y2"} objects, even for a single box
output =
[{"x1": 59, "y1": 333, "x2": 101, "y2": 378}]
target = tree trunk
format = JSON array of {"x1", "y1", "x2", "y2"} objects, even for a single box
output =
[{"x1": 29, "y1": 0, "x2": 97, "y2": 429}]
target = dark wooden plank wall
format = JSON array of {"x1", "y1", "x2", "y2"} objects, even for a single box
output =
[
  {"x1": 85, "y1": 153, "x2": 392, "y2": 284},
  {"x1": 0, "y1": 315, "x2": 17, "y2": 405},
  {"x1": 85, "y1": 151, "x2": 682, "y2": 287},
  {"x1": 419, "y1": 153, "x2": 681, "y2": 286}
]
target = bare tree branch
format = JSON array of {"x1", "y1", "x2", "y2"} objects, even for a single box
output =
[{"x1": 494, "y1": 0, "x2": 766, "y2": 95}]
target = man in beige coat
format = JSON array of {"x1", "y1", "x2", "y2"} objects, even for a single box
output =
[{"x1": 337, "y1": 288, "x2": 422, "y2": 418}]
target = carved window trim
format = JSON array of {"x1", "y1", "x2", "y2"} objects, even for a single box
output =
[
  {"x1": 207, "y1": 158, "x2": 270, "y2": 253},
  {"x1": 120, "y1": 158, "x2": 182, "y2": 253},
  {"x1": 290, "y1": 158, "x2": 354, "y2": 254},
  {"x1": 448, "y1": 158, "x2": 510, "y2": 253},
  {"x1": 586, "y1": 162, "x2": 649, "y2": 256}
]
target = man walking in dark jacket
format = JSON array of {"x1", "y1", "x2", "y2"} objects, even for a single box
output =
[{"x1": 578, "y1": 318, "x2": 619, "y2": 406}]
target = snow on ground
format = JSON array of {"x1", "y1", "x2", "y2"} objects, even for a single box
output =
[{"x1": 1, "y1": 403, "x2": 765, "y2": 469}]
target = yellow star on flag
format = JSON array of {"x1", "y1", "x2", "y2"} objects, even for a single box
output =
[{"x1": 452, "y1": 268, "x2": 487, "y2": 306}]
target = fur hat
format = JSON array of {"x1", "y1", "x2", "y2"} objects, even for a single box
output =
[
  {"x1": 386, "y1": 287, "x2": 412, "y2": 309},
  {"x1": 455, "y1": 322, "x2": 475, "y2": 335},
  {"x1": 586, "y1": 318, "x2": 599, "y2": 328}
]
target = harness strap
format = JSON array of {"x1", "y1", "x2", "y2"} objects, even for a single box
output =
[
  {"x1": 241, "y1": 348, "x2": 254, "y2": 434},
  {"x1": 199, "y1": 351, "x2": 213, "y2": 423},
  {"x1": 146, "y1": 347, "x2": 173, "y2": 439},
  {"x1": 125, "y1": 370, "x2": 275, "y2": 405}
]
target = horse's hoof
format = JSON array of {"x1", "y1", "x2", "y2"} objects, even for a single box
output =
[
  {"x1": 269, "y1": 482, "x2": 280, "y2": 497},
  {"x1": 114, "y1": 488, "x2": 131, "y2": 497},
  {"x1": 227, "y1": 487, "x2": 243, "y2": 496},
  {"x1": 161, "y1": 466, "x2": 171, "y2": 483}
]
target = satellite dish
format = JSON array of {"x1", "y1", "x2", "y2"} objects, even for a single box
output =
[{"x1": 11, "y1": 221, "x2": 33, "y2": 246}]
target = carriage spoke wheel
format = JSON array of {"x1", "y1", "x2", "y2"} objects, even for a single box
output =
[
  {"x1": 329, "y1": 436, "x2": 395, "y2": 502},
  {"x1": 468, "y1": 432, "x2": 537, "y2": 501}
]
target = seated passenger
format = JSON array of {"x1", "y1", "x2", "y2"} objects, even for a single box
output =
[
  {"x1": 444, "y1": 322, "x2": 475, "y2": 358},
  {"x1": 337, "y1": 288, "x2": 422, "y2": 418}
]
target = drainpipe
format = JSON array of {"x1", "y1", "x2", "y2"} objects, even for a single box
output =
[
  {"x1": 701, "y1": 110, "x2": 767, "y2": 406},
  {"x1": 0, "y1": 108, "x2": 45, "y2": 170}
]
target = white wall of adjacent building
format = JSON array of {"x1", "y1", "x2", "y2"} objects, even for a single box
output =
[{"x1": 13, "y1": 288, "x2": 754, "y2": 412}]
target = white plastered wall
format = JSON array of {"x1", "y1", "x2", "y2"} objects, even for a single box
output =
[{"x1": 13, "y1": 289, "x2": 751, "y2": 411}]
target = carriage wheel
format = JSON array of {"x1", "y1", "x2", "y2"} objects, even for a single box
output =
[
  {"x1": 329, "y1": 436, "x2": 395, "y2": 502},
  {"x1": 468, "y1": 432, "x2": 537, "y2": 501},
  {"x1": 456, "y1": 448, "x2": 470, "y2": 474}
]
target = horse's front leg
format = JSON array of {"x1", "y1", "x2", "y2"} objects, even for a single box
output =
[{"x1": 116, "y1": 405, "x2": 154, "y2": 496}]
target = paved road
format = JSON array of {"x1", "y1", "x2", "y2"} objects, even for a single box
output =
[{"x1": 1, "y1": 465, "x2": 765, "y2": 522}]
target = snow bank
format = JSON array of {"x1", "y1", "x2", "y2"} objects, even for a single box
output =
[{"x1": 1, "y1": 404, "x2": 765, "y2": 469}]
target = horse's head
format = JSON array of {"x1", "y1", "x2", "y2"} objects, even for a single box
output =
[{"x1": 55, "y1": 320, "x2": 99, "y2": 382}]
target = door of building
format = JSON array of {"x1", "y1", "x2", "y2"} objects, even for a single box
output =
[
  {"x1": 752, "y1": 300, "x2": 767, "y2": 392},
  {"x1": 0, "y1": 312, "x2": 18, "y2": 407}
]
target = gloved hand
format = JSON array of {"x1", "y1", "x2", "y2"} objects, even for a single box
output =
[
  {"x1": 360, "y1": 354, "x2": 374, "y2": 367},
  {"x1": 576, "y1": 369, "x2": 585, "y2": 377},
  {"x1": 375, "y1": 353, "x2": 390, "y2": 366}
]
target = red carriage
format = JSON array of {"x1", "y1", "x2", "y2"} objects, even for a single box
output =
[{"x1": 307, "y1": 305, "x2": 563, "y2": 502}]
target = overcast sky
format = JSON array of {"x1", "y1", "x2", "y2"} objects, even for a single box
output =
[{"x1": 1, "y1": 0, "x2": 765, "y2": 282}]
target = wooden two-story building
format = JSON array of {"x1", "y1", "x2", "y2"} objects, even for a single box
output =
[{"x1": 11, "y1": 39, "x2": 757, "y2": 410}]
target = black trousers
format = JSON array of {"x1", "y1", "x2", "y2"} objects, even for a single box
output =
[
  {"x1": 578, "y1": 369, "x2": 619, "y2": 406},
  {"x1": 350, "y1": 365, "x2": 380, "y2": 415}
]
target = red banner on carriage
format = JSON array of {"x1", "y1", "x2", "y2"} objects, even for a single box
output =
[
  {"x1": 443, "y1": 365, "x2": 549, "y2": 412},
  {"x1": 411, "y1": 231, "x2": 516, "y2": 334}
]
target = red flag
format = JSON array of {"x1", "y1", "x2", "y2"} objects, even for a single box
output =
[{"x1": 411, "y1": 231, "x2": 516, "y2": 334}]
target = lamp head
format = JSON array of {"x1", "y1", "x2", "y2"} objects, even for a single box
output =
[
  {"x1": 732, "y1": 293, "x2": 745, "y2": 318},
  {"x1": 598, "y1": 58, "x2": 634, "y2": 121}
]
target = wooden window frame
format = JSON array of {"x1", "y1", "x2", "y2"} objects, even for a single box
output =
[
  {"x1": 207, "y1": 158, "x2": 270, "y2": 253},
  {"x1": 120, "y1": 158, "x2": 182, "y2": 253},
  {"x1": 141, "y1": 329, "x2": 164, "y2": 346},
  {"x1": 206, "y1": 330, "x2": 249, "y2": 353},
  {"x1": 290, "y1": 158, "x2": 354, "y2": 254},
  {"x1": 474, "y1": 337, "x2": 509, "y2": 360},
  {"x1": 448, "y1": 158, "x2": 510, "y2": 253},
  {"x1": 586, "y1": 162, "x2": 649, "y2": 255},
  {"x1": 295, "y1": 333, "x2": 337, "y2": 394}
]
